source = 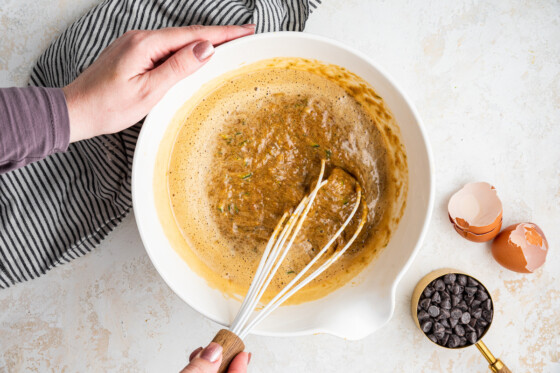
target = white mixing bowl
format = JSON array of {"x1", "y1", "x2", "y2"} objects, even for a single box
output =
[{"x1": 132, "y1": 32, "x2": 434, "y2": 340}]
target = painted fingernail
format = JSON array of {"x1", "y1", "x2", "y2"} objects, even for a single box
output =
[
  {"x1": 200, "y1": 342, "x2": 222, "y2": 363},
  {"x1": 193, "y1": 40, "x2": 214, "y2": 61},
  {"x1": 241, "y1": 23, "x2": 256, "y2": 29},
  {"x1": 248, "y1": 352, "x2": 252, "y2": 365},
  {"x1": 189, "y1": 347, "x2": 203, "y2": 362}
]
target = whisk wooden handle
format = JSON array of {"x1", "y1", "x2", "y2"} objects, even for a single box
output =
[{"x1": 212, "y1": 329, "x2": 245, "y2": 373}]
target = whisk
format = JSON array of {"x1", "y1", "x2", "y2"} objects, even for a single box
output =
[{"x1": 209, "y1": 160, "x2": 368, "y2": 372}]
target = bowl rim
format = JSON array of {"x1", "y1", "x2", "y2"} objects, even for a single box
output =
[{"x1": 132, "y1": 31, "x2": 435, "y2": 338}]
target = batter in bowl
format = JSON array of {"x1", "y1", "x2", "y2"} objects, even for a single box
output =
[{"x1": 158, "y1": 58, "x2": 408, "y2": 304}]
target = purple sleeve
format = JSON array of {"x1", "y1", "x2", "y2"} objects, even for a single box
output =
[{"x1": 0, "y1": 86, "x2": 70, "y2": 174}]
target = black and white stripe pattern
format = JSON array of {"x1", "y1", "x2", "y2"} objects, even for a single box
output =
[{"x1": 0, "y1": 0, "x2": 320, "y2": 288}]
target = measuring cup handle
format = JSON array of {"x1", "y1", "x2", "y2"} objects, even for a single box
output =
[
  {"x1": 491, "y1": 359, "x2": 511, "y2": 373},
  {"x1": 211, "y1": 329, "x2": 245, "y2": 373},
  {"x1": 476, "y1": 341, "x2": 512, "y2": 373}
]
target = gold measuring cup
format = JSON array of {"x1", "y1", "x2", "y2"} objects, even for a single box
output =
[{"x1": 411, "y1": 268, "x2": 511, "y2": 373}]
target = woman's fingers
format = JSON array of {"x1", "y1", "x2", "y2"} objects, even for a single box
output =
[
  {"x1": 182, "y1": 345, "x2": 250, "y2": 373},
  {"x1": 189, "y1": 347, "x2": 203, "y2": 362},
  {"x1": 140, "y1": 24, "x2": 257, "y2": 101},
  {"x1": 144, "y1": 39, "x2": 214, "y2": 97},
  {"x1": 180, "y1": 342, "x2": 223, "y2": 373},
  {"x1": 140, "y1": 24, "x2": 256, "y2": 65},
  {"x1": 227, "y1": 351, "x2": 251, "y2": 373},
  {"x1": 153, "y1": 24, "x2": 255, "y2": 51}
]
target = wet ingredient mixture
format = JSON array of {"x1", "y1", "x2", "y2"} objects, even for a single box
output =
[{"x1": 165, "y1": 58, "x2": 408, "y2": 303}]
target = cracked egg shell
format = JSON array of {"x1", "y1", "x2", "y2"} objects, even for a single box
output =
[
  {"x1": 448, "y1": 182, "x2": 503, "y2": 241},
  {"x1": 491, "y1": 223, "x2": 548, "y2": 273},
  {"x1": 453, "y1": 219, "x2": 503, "y2": 243}
]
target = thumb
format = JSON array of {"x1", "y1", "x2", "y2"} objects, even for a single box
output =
[
  {"x1": 180, "y1": 342, "x2": 223, "y2": 373},
  {"x1": 147, "y1": 39, "x2": 215, "y2": 96}
]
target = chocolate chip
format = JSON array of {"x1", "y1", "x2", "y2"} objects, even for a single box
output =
[
  {"x1": 465, "y1": 286, "x2": 477, "y2": 297},
  {"x1": 468, "y1": 318, "x2": 477, "y2": 328},
  {"x1": 443, "y1": 273, "x2": 456, "y2": 284},
  {"x1": 457, "y1": 275, "x2": 467, "y2": 286},
  {"x1": 459, "y1": 337, "x2": 467, "y2": 347},
  {"x1": 467, "y1": 331, "x2": 478, "y2": 344},
  {"x1": 441, "y1": 333, "x2": 450, "y2": 346},
  {"x1": 457, "y1": 301, "x2": 468, "y2": 312},
  {"x1": 476, "y1": 327, "x2": 485, "y2": 338},
  {"x1": 476, "y1": 289, "x2": 489, "y2": 301},
  {"x1": 482, "y1": 299, "x2": 492, "y2": 311},
  {"x1": 431, "y1": 291, "x2": 441, "y2": 304},
  {"x1": 420, "y1": 298, "x2": 431, "y2": 310},
  {"x1": 440, "y1": 298, "x2": 451, "y2": 310},
  {"x1": 433, "y1": 322, "x2": 445, "y2": 334},
  {"x1": 434, "y1": 279, "x2": 445, "y2": 291},
  {"x1": 418, "y1": 310, "x2": 430, "y2": 321},
  {"x1": 454, "y1": 324, "x2": 465, "y2": 336},
  {"x1": 439, "y1": 308, "x2": 450, "y2": 319},
  {"x1": 447, "y1": 334, "x2": 460, "y2": 348},
  {"x1": 461, "y1": 312, "x2": 471, "y2": 324},
  {"x1": 452, "y1": 295, "x2": 461, "y2": 307},
  {"x1": 465, "y1": 295, "x2": 474, "y2": 306},
  {"x1": 428, "y1": 334, "x2": 438, "y2": 343},
  {"x1": 441, "y1": 318, "x2": 450, "y2": 328},
  {"x1": 471, "y1": 300, "x2": 482, "y2": 309},
  {"x1": 450, "y1": 318, "x2": 459, "y2": 328},
  {"x1": 477, "y1": 319, "x2": 489, "y2": 328},
  {"x1": 423, "y1": 286, "x2": 435, "y2": 298},
  {"x1": 450, "y1": 308, "x2": 462, "y2": 319},
  {"x1": 421, "y1": 320, "x2": 433, "y2": 333},
  {"x1": 467, "y1": 277, "x2": 479, "y2": 287},
  {"x1": 483, "y1": 309, "x2": 493, "y2": 323},
  {"x1": 465, "y1": 324, "x2": 475, "y2": 332},
  {"x1": 434, "y1": 331, "x2": 445, "y2": 340},
  {"x1": 451, "y1": 284, "x2": 463, "y2": 295},
  {"x1": 428, "y1": 305, "x2": 440, "y2": 318},
  {"x1": 472, "y1": 308, "x2": 483, "y2": 319}
]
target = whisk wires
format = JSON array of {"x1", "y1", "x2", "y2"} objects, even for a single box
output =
[{"x1": 229, "y1": 160, "x2": 368, "y2": 339}]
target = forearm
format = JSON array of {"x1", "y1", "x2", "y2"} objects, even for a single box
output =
[{"x1": 0, "y1": 86, "x2": 70, "y2": 173}]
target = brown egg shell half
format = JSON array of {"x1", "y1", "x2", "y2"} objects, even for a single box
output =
[
  {"x1": 448, "y1": 182, "x2": 503, "y2": 235},
  {"x1": 491, "y1": 223, "x2": 549, "y2": 273},
  {"x1": 453, "y1": 218, "x2": 502, "y2": 243}
]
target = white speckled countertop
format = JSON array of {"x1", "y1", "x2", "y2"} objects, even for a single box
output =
[{"x1": 1, "y1": 1, "x2": 559, "y2": 372}]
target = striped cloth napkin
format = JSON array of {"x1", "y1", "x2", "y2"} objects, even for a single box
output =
[{"x1": 0, "y1": 0, "x2": 320, "y2": 288}]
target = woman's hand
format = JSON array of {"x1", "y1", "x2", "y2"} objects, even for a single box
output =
[
  {"x1": 180, "y1": 343, "x2": 251, "y2": 373},
  {"x1": 62, "y1": 25, "x2": 255, "y2": 142}
]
